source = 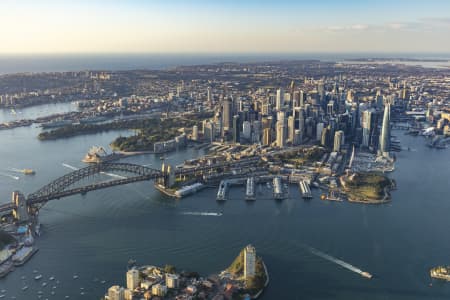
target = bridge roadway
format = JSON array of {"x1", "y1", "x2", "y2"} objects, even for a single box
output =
[{"x1": 0, "y1": 157, "x2": 261, "y2": 213}]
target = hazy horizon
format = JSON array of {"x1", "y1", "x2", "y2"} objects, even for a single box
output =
[{"x1": 1, "y1": 0, "x2": 450, "y2": 54}]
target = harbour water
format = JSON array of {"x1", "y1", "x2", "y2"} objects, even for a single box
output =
[{"x1": 0, "y1": 104, "x2": 450, "y2": 299}]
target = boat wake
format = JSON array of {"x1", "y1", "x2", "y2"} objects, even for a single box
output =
[
  {"x1": 0, "y1": 172, "x2": 19, "y2": 180},
  {"x1": 7, "y1": 167, "x2": 24, "y2": 173},
  {"x1": 62, "y1": 163, "x2": 79, "y2": 171},
  {"x1": 307, "y1": 246, "x2": 372, "y2": 279},
  {"x1": 180, "y1": 212, "x2": 223, "y2": 217}
]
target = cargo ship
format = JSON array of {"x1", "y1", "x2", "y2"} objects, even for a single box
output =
[
  {"x1": 82, "y1": 146, "x2": 125, "y2": 163},
  {"x1": 430, "y1": 266, "x2": 450, "y2": 281}
]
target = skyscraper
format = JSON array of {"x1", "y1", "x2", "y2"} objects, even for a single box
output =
[
  {"x1": 207, "y1": 86, "x2": 213, "y2": 105},
  {"x1": 126, "y1": 269, "x2": 140, "y2": 290},
  {"x1": 379, "y1": 103, "x2": 391, "y2": 157},
  {"x1": 232, "y1": 115, "x2": 241, "y2": 143},
  {"x1": 288, "y1": 116, "x2": 295, "y2": 143},
  {"x1": 276, "y1": 120, "x2": 286, "y2": 148},
  {"x1": 107, "y1": 286, "x2": 125, "y2": 300},
  {"x1": 244, "y1": 245, "x2": 256, "y2": 279},
  {"x1": 276, "y1": 88, "x2": 284, "y2": 111},
  {"x1": 222, "y1": 97, "x2": 232, "y2": 131},
  {"x1": 333, "y1": 130, "x2": 344, "y2": 152},
  {"x1": 361, "y1": 109, "x2": 374, "y2": 148}
]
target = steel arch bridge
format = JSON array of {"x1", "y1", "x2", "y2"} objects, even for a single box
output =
[{"x1": 26, "y1": 163, "x2": 165, "y2": 208}]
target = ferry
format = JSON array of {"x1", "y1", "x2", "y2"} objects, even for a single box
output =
[
  {"x1": 430, "y1": 266, "x2": 450, "y2": 281},
  {"x1": 22, "y1": 169, "x2": 35, "y2": 175}
]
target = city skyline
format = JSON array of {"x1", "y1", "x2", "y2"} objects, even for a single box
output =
[{"x1": 1, "y1": 0, "x2": 450, "y2": 54}]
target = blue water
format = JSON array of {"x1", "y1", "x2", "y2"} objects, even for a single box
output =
[
  {"x1": 0, "y1": 104, "x2": 450, "y2": 299},
  {"x1": 1, "y1": 53, "x2": 450, "y2": 74}
]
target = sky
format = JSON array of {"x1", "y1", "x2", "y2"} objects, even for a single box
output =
[{"x1": 1, "y1": 0, "x2": 450, "y2": 54}]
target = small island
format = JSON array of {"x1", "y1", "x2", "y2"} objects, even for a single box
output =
[
  {"x1": 103, "y1": 245, "x2": 268, "y2": 300},
  {"x1": 340, "y1": 172, "x2": 395, "y2": 204}
]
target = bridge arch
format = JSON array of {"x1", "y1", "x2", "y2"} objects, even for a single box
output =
[{"x1": 27, "y1": 163, "x2": 164, "y2": 207}]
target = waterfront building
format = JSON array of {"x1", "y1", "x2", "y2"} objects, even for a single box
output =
[
  {"x1": 126, "y1": 268, "x2": 140, "y2": 290},
  {"x1": 166, "y1": 273, "x2": 180, "y2": 289},
  {"x1": 107, "y1": 285, "x2": 125, "y2": 300},
  {"x1": 192, "y1": 125, "x2": 199, "y2": 141},
  {"x1": 124, "y1": 289, "x2": 133, "y2": 300},
  {"x1": 379, "y1": 103, "x2": 391, "y2": 158},
  {"x1": 244, "y1": 244, "x2": 256, "y2": 279},
  {"x1": 333, "y1": 130, "x2": 344, "y2": 152},
  {"x1": 152, "y1": 283, "x2": 167, "y2": 297}
]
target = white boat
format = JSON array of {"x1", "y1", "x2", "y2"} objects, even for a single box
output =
[
  {"x1": 49, "y1": 276, "x2": 55, "y2": 281},
  {"x1": 35, "y1": 274, "x2": 43, "y2": 280},
  {"x1": 73, "y1": 275, "x2": 78, "y2": 279},
  {"x1": 22, "y1": 286, "x2": 28, "y2": 291}
]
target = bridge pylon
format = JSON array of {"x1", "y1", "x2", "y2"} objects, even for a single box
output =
[{"x1": 12, "y1": 191, "x2": 30, "y2": 223}]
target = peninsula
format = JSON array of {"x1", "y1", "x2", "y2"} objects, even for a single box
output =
[{"x1": 103, "y1": 245, "x2": 268, "y2": 300}]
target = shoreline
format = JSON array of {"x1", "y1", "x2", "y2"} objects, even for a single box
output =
[{"x1": 251, "y1": 260, "x2": 270, "y2": 299}]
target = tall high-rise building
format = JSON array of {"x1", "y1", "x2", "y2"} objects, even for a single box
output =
[
  {"x1": 333, "y1": 130, "x2": 344, "y2": 152},
  {"x1": 263, "y1": 128, "x2": 272, "y2": 146},
  {"x1": 126, "y1": 269, "x2": 140, "y2": 290},
  {"x1": 276, "y1": 120, "x2": 286, "y2": 148},
  {"x1": 288, "y1": 116, "x2": 295, "y2": 143},
  {"x1": 107, "y1": 286, "x2": 125, "y2": 300},
  {"x1": 379, "y1": 103, "x2": 391, "y2": 157},
  {"x1": 316, "y1": 122, "x2": 324, "y2": 141},
  {"x1": 361, "y1": 109, "x2": 374, "y2": 147},
  {"x1": 207, "y1": 86, "x2": 213, "y2": 105},
  {"x1": 276, "y1": 88, "x2": 284, "y2": 111},
  {"x1": 244, "y1": 245, "x2": 256, "y2": 279},
  {"x1": 192, "y1": 125, "x2": 199, "y2": 141},
  {"x1": 299, "y1": 90, "x2": 305, "y2": 107},
  {"x1": 262, "y1": 100, "x2": 271, "y2": 115},
  {"x1": 242, "y1": 121, "x2": 252, "y2": 140},
  {"x1": 222, "y1": 97, "x2": 232, "y2": 131},
  {"x1": 321, "y1": 126, "x2": 331, "y2": 148},
  {"x1": 203, "y1": 121, "x2": 215, "y2": 143},
  {"x1": 232, "y1": 115, "x2": 241, "y2": 143}
]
